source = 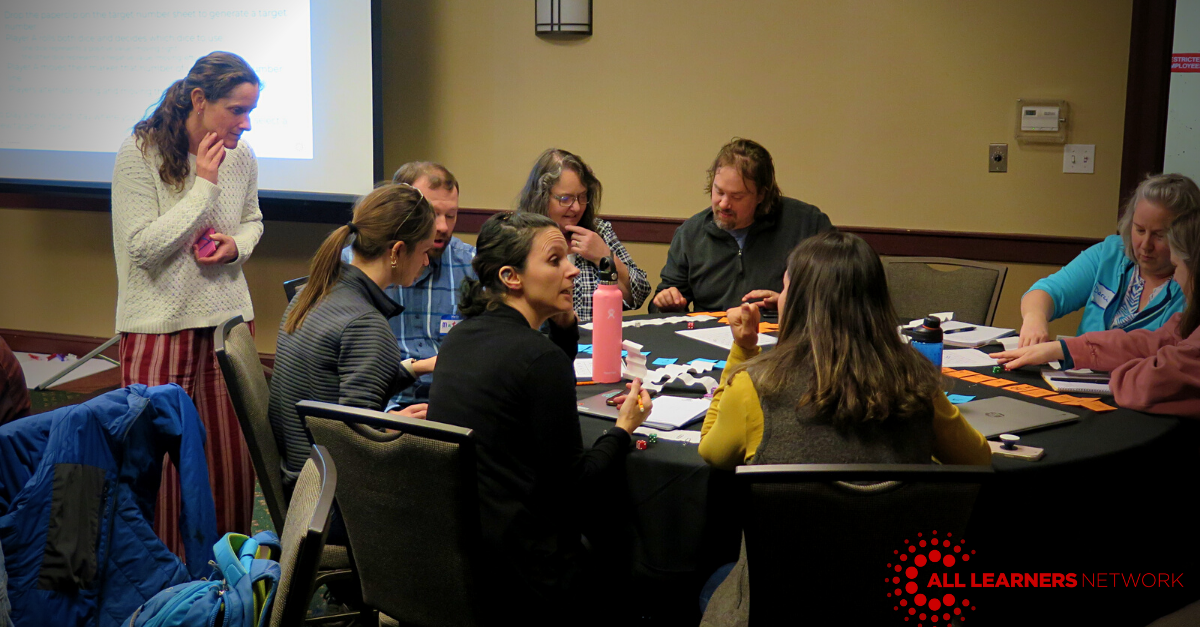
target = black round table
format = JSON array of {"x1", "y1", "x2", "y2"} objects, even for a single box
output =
[{"x1": 575, "y1": 313, "x2": 1199, "y2": 625}]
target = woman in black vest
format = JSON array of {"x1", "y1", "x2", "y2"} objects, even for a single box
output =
[
  {"x1": 697, "y1": 231, "x2": 991, "y2": 627},
  {"x1": 428, "y1": 211, "x2": 652, "y2": 623}
]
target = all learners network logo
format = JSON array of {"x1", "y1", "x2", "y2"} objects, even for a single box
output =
[{"x1": 885, "y1": 530, "x2": 977, "y2": 624}]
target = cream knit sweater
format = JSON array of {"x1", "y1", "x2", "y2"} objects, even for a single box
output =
[{"x1": 112, "y1": 135, "x2": 263, "y2": 334}]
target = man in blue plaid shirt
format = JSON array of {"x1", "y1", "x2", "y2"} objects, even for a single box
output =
[{"x1": 343, "y1": 162, "x2": 476, "y2": 409}]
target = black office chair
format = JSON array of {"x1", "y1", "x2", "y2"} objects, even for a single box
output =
[
  {"x1": 299, "y1": 400, "x2": 486, "y2": 627},
  {"x1": 269, "y1": 444, "x2": 356, "y2": 626},
  {"x1": 735, "y1": 463, "x2": 993, "y2": 626},
  {"x1": 882, "y1": 257, "x2": 1008, "y2": 325},
  {"x1": 284, "y1": 276, "x2": 309, "y2": 303}
]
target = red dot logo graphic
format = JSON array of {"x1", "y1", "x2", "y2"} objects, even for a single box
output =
[{"x1": 885, "y1": 531, "x2": 978, "y2": 625}]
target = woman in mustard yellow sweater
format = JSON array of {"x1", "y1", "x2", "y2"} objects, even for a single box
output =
[{"x1": 698, "y1": 231, "x2": 991, "y2": 627}]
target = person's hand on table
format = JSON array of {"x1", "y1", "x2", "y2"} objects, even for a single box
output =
[
  {"x1": 1018, "y1": 315, "x2": 1052, "y2": 348},
  {"x1": 615, "y1": 377, "x2": 652, "y2": 433},
  {"x1": 727, "y1": 302, "x2": 761, "y2": 350},
  {"x1": 195, "y1": 131, "x2": 226, "y2": 185},
  {"x1": 196, "y1": 232, "x2": 239, "y2": 265},
  {"x1": 741, "y1": 290, "x2": 779, "y2": 310},
  {"x1": 652, "y1": 287, "x2": 690, "y2": 312},
  {"x1": 563, "y1": 225, "x2": 612, "y2": 264},
  {"x1": 993, "y1": 341, "x2": 1064, "y2": 370},
  {"x1": 389, "y1": 403, "x2": 428, "y2": 420}
]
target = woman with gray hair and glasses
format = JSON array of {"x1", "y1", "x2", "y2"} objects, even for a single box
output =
[
  {"x1": 517, "y1": 148, "x2": 651, "y2": 322},
  {"x1": 1018, "y1": 173, "x2": 1200, "y2": 346}
]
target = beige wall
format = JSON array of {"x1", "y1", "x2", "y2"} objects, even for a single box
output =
[{"x1": 0, "y1": 0, "x2": 1125, "y2": 351}]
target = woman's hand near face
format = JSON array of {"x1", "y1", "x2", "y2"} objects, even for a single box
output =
[
  {"x1": 993, "y1": 341, "x2": 1065, "y2": 370},
  {"x1": 727, "y1": 303, "x2": 761, "y2": 351},
  {"x1": 563, "y1": 225, "x2": 612, "y2": 264},
  {"x1": 195, "y1": 132, "x2": 226, "y2": 185}
]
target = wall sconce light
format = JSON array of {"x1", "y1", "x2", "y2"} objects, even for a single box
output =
[{"x1": 536, "y1": 0, "x2": 592, "y2": 35}]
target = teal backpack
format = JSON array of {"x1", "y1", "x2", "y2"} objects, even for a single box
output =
[{"x1": 126, "y1": 532, "x2": 282, "y2": 627}]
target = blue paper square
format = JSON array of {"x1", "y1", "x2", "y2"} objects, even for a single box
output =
[
  {"x1": 946, "y1": 394, "x2": 976, "y2": 405},
  {"x1": 578, "y1": 344, "x2": 592, "y2": 353},
  {"x1": 653, "y1": 358, "x2": 678, "y2": 366},
  {"x1": 715, "y1": 361, "x2": 727, "y2": 369}
]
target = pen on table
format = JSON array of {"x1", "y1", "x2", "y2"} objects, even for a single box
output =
[
  {"x1": 576, "y1": 380, "x2": 600, "y2": 386},
  {"x1": 944, "y1": 326, "x2": 977, "y2": 335}
]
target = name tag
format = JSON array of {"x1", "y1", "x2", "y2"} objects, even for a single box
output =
[
  {"x1": 1090, "y1": 283, "x2": 1115, "y2": 309},
  {"x1": 439, "y1": 314, "x2": 462, "y2": 336}
]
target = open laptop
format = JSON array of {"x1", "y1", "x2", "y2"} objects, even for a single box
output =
[{"x1": 956, "y1": 396, "x2": 1079, "y2": 438}]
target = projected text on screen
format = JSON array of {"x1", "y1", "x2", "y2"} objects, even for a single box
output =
[{"x1": 1, "y1": 1, "x2": 313, "y2": 160}]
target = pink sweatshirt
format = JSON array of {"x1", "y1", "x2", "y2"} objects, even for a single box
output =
[{"x1": 1063, "y1": 312, "x2": 1200, "y2": 418}]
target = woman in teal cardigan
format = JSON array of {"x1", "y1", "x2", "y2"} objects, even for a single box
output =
[{"x1": 1019, "y1": 174, "x2": 1199, "y2": 347}]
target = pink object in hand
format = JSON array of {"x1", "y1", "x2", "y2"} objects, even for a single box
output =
[{"x1": 194, "y1": 227, "x2": 218, "y2": 258}]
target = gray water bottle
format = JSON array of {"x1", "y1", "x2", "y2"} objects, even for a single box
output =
[{"x1": 910, "y1": 316, "x2": 944, "y2": 367}]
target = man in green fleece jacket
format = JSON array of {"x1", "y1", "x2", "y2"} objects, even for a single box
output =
[{"x1": 652, "y1": 138, "x2": 835, "y2": 313}]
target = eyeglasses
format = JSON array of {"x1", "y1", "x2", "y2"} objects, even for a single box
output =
[{"x1": 551, "y1": 193, "x2": 588, "y2": 209}]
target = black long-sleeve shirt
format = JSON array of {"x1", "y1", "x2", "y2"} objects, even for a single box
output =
[
  {"x1": 268, "y1": 263, "x2": 416, "y2": 492},
  {"x1": 427, "y1": 303, "x2": 630, "y2": 608}
]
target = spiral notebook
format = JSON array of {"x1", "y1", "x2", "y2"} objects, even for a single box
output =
[{"x1": 1041, "y1": 368, "x2": 1111, "y2": 395}]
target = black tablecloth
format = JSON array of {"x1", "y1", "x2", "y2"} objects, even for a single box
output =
[{"x1": 574, "y1": 314, "x2": 1200, "y2": 624}]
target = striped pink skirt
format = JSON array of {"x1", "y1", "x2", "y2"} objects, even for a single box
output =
[{"x1": 120, "y1": 324, "x2": 255, "y2": 559}]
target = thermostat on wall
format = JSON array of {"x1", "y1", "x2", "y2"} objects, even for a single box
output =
[
  {"x1": 1015, "y1": 99, "x2": 1069, "y2": 144},
  {"x1": 1021, "y1": 106, "x2": 1060, "y2": 131}
]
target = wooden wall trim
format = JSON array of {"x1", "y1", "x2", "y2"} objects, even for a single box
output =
[
  {"x1": 1, "y1": 328, "x2": 276, "y2": 369},
  {"x1": 2, "y1": 194, "x2": 1096, "y2": 266},
  {"x1": 459, "y1": 208, "x2": 1099, "y2": 266}
]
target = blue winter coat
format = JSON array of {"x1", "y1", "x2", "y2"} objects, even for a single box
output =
[{"x1": 0, "y1": 384, "x2": 218, "y2": 627}]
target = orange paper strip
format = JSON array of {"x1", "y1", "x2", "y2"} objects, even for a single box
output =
[
  {"x1": 688, "y1": 312, "x2": 724, "y2": 317},
  {"x1": 944, "y1": 370, "x2": 976, "y2": 379},
  {"x1": 961, "y1": 374, "x2": 994, "y2": 383},
  {"x1": 1016, "y1": 387, "x2": 1056, "y2": 398},
  {"x1": 1083, "y1": 400, "x2": 1117, "y2": 412},
  {"x1": 1043, "y1": 394, "x2": 1079, "y2": 404},
  {"x1": 979, "y1": 377, "x2": 1017, "y2": 388}
]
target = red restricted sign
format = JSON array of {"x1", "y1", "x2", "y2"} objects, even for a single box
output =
[{"x1": 1172, "y1": 53, "x2": 1200, "y2": 72}]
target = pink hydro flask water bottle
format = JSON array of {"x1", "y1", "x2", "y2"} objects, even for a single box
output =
[{"x1": 591, "y1": 257, "x2": 623, "y2": 383}]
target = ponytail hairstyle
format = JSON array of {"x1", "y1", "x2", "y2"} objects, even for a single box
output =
[
  {"x1": 1168, "y1": 209, "x2": 1200, "y2": 337},
  {"x1": 133, "y1": 51, "x2": 261, "y2": 192},
  {"x1": 459, "y1": 211, "x2": 559, "y2": 317},
  {"x1": 284, "y1": 183, "x2": 435, "y2": 334},
  {"x1": 731, "y1": 231, "x2": 942, "y2": 428},
  {"x1": 516, "y1": 148, "x2": 602, "y2": 231}
]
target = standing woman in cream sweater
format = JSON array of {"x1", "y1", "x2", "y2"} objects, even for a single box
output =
[{"x1": 112, "y1": 51, "x2": 263, "y2": 555}]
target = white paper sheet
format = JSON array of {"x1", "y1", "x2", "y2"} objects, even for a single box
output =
[
  {"x1": 633, "y1": 426, "x2": 702, "y2": 443},
  {"x1": 675, "y1": 326, "x2": 777, "y2": 351},
  {"x1": 942, "y1": 349, "x2": 998, "y2": 368},
  {"x1": 640, "y1": 395, "x2": 711, "y2": 429},
  {"x1": 573, "y1": 358, "x2": 592, "y2": 380}
]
